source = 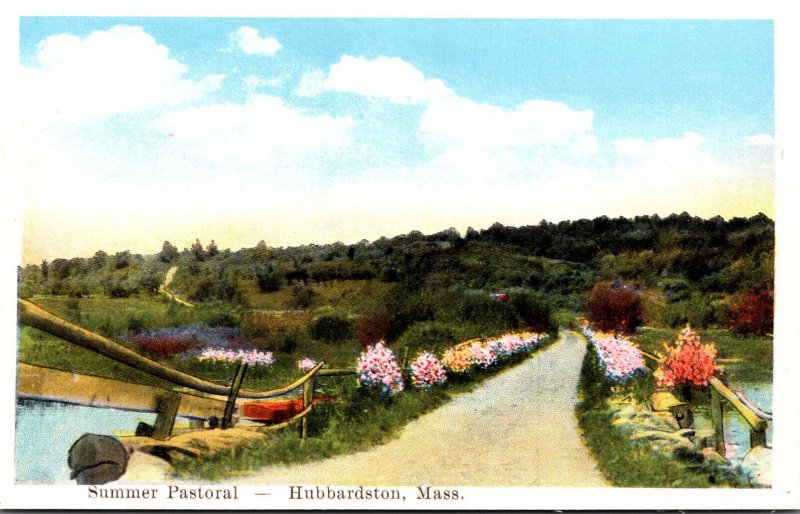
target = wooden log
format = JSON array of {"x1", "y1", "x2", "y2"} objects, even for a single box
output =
[
  {"x1": 301, "y1": 377, "x2": 315, "y2": 439},
  {"x1": 710, "y1": 387, "x2": 726, "y2": 455},
  {"x1": 750, "y1": 427, "x2": 768, "y2": 448},
  {"x1": 152, "y1": 392, "x2": 181, "y2": 440},
  {"x1": 222, "y1": 363, "x2": 248, "y2": 429},
  {"x1": 316, "y1": 368, "x2": 356, "y2": 377}
]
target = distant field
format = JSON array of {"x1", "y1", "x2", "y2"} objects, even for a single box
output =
[
  {"x1": 239, "y1": 279, "x2": 397, "y2": 313},
  {"x1": 28, "y1": 295, "x2": 200, "y2": 336}
]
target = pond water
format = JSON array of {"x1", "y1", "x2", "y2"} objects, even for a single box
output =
[{"x1": 14, "y1": 399, "x2": 190, "y2": 483}]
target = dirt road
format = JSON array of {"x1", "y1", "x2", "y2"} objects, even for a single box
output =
[{"x1": 240, "y1": 331, "x2": 607, "y2": 487}]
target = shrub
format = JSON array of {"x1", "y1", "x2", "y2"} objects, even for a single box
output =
[
  {"x1": 355, "y1": 311, "x2": 392, "y2": 349},
  {"x1": 660, "y1": 293, "x2": 725, "y2": 329},
  {"x1": 582, "y1": 326, "x2": 646, "y2": 384},
  {"x1": 310, "y1": 314, "x2": 354, "y2": 343},
  {"x1": 509, "y1": 292, "x2": 556, "y2": 333},
  {"x1": 410, "y1": 352, "x2": 447, "y2": 388},
  {"x1": 356, "y1": 342, "x2": 404, "y2": 394},
  {"x1": 460, "y1": 293, "x2": 519, "y2": 332},
  {"x1": 654, "y1": 325, "x2": 720, "y2": 388},
  {"x1": 297, "y1": 357, "x2": 318, "y2": 371},
  {"x1": 289, "y1": 284, "x2": 317, "y2": 309},
  {"x1": 728, "y1": 290, "x2": 773, "y2": 335},
  {"x1": 587, "y1": 281, "x2": 644, "y2": 334},
  {"x1": 395, "y1": 321, "x2": 461, "y2": 366},
  {"x1": 441, "y1": 345, "x2": 475, "y2": 373}
]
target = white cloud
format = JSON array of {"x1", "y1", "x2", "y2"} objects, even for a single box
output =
[
  {"x1": 421, "y1": 97, "x2": 594, "y2": 150},
  {"x1": 154, "y1": 94, "x2": 354, "y2": 165},
  {"x1": 21, "y1": 25, "x2": 223, "y2": 126},
  {"x1": 232, "y1": 27, "x2": 281, "y2": 56},
  {"x1": 296, "y1": 55, "x2": 454, "y2": 104},
  {"x1": 615, "y1": 131, "x2": 705, "y2": 159},
  {"x1": 745, "y1": 133, "x2": 774, "y2": 147},
  {"x1": 243, "y1": 74, "x2": 284, "y2": 91}
]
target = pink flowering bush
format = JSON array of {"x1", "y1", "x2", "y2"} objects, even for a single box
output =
[
  {"x1": 198, "y1": 347, "x2": 275, "y2": 366},
  {"x1": 410, "y1": 352, "x2": 447, "y2": 388},
  {"x1": 356, "y1": 342, "x2": 404, "y2": 394},
  {"x1": 471, "y1": 341, "x2": 498, "y2": 368},
  {"x1": 297, "y1": 357, "x2": 318, "y2": 371},
  {"x1": 583, "y1": 326, "x2": 646, "y2": 383},
  {"x1": 655, "y1": 325, "x2": 720, "y2": 388}
]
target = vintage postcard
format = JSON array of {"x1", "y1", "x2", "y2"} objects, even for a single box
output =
[{"x1": 1, "y1": 0, "x2": 799, "y2": 510}]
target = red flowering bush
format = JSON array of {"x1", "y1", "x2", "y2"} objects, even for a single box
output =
[
  {"x1": 728, "y1": 290, "x2": 773, "y2": 336},
  {"x1": 654, "y1": 325, "x2": 720, "y2": 388},
  {"x1": 587, "y1": 281, "x2": 644, "y2": 334},
  {"x1": 355, "y1": 311, "x2": 392, "y2": 349}
]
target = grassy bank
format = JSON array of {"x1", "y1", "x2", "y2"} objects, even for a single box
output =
[
  {"x1": 171, "y1": 337, "x2": 555, "y2": 480},
  {"x1": 576, "y1": 334, "x2": 744, "y2": 488}
]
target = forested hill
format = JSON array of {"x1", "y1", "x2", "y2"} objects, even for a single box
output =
[{"x1": 18, "y1": 212, "x2": 773, "y2": 329}]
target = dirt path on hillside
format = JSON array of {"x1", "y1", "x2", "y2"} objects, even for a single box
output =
[
  {"x1": 238, "y1": 331, "x2": 607, "y2": 487},
  {"x1": 158, "y1": 266, "x2": 194, "y2": 307}
]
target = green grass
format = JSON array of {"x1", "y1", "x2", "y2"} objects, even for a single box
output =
[
  {"x1": 171, "y1": 337, "x2": 556, "y2": 480},
  {"x1": 576, "y1": 338, "x2": 746, "y2": 488},
  {"x1": 552, "y1": 308, "x2": 579, "y2": 330},
  {"x1": 28, "y1": 295, "x2": 234, "y2": 337}
]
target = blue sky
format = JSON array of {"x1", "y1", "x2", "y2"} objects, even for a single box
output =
[{"x1": 18, "y1": 17, "x2": 775, "y2": 262}]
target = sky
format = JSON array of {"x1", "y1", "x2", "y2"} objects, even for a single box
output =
[{"x1": 17, "y1": 17, "x2": 775, "y2": 264}]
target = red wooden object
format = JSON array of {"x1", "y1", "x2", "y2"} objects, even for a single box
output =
[{"x1": 241, "y1": 397, "x2": 335, "y2": 423}]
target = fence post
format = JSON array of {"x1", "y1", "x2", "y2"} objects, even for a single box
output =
[
  {"x1": 709, "y1": 387, "x2": 725, "y2": 455},
  {"x1": 301, "y1": 377, "x2": 315, "y2": 439},
  {"x1": 152, "y1": 392, "x2": 181, "y2": 440},
  {"x1": 222, "y1": 363, "x2": 248, "y2": 429},
  {"x1": 750, "y1": 427, "x2": 767, "y2": 448}
]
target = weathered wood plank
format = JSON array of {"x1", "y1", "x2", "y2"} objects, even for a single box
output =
[
  {"x1": 17, "y1": 363, "x2": 227, "y2": 420},
  {"x1": 710, "y1": 387, "x2": 726, "y2": 455}
]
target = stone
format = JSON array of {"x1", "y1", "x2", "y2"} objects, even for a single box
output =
[
  {"x1": 68, "y1": 433, "x2": 129, "y2": 485},
  {"x1": 117, "y1": 451, "x2": 174, "y2": 483},
  {"x1": 741, "y1": 445, "x2": 772, "y2": 487},
  {"x1": 700, "y1": 447, "x2": 728, "y2": 466}
]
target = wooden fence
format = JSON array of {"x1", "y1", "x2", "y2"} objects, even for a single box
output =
[
  {"x1": 640, "y1": 350, "x2": 769, "y2": 455},
  {"x1": 17, "y1": 298, "x2": 354, "y2": 440}
]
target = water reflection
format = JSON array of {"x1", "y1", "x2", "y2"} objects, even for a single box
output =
[{"x1": 15, "y1": 399, "x2": 159, "y2": 483}]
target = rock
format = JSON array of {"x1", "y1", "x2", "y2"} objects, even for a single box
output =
[
  {"x1": 741, "y1": 445, "x2": 772, "y2": 487},
  {"x1": 117, "y1": 451, "x2": 174, "y2": 483},
  {"x1": 701, "y1": 447, "x2": 728, "y2": 466},
  {"x1": 68, "y1": 434, "x2": 129, "y2": 485}
]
